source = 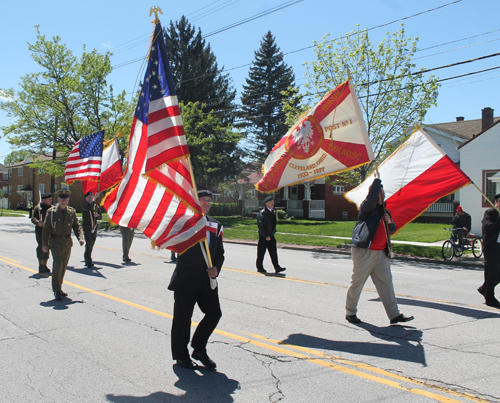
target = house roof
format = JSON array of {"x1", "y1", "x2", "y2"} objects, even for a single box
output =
[
  {"x1": 237, "y1": 170, "x2": 263, "y2": 185},
  {"x1": 6, "y1": 154, "x2": 54, "y2": 168},
  {"x1": 457, "y1": 118, "x2": 500, "y2": 149},
  {"x1": 425, "y1": 117, "x2": 500, "y2": 140}
]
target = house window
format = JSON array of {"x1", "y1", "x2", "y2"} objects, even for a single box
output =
[
  {"x1": 482, "y1": 170, "x2": 500, "y2": 207},
  {"x1": 290, "y1": 186, "x2": 299, "y2": 200},
  {"x1": 2, "y1": 173, "x2": 7, "y2": 180},
  {"x1": 17, "y1": 185, "x2": 23, "y2": 191},
  {"x1": 8, "y1": 169, "x2": 12, "y2": 177},
  {"x1": 310, "y1": 185, "x2": 316, "y2": 200},
  {"x1": 39, "y1": 184, "x2": 45, "y2": 194},
  {"x1": 18, "y1": 167, "x2": 23, "y2": 177},
  {"x1": 61, "y1": 183, "x2": 69, "y2": 190},
  {"x1": 9, "y1": 186, "x2": 12, "y2": 195},
  {"x1": 3, "y1": 186, "x2": 7, "y2": 194},
  {"x1": 333, "y1": 185, "x2": 345, "y2": 194},
  {"x1": 54, "y1": 184, "x2": 58, "y2": 192}
]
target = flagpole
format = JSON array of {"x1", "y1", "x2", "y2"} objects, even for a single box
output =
[
  {"x1": 471, "y1": 181, "x2": 500, "y2": 212},
  {"x1": 186, "y1": 155, "x2": 215, "y2": 269},
  {"x1": 376, "y1": 169, "x2": 394, "y2": 258}
]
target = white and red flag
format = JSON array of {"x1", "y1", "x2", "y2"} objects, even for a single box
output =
[
  {"x1": 345, "y1": 128, "x2": 471, "y2": 233},
  {"x1": 80, "y1": 138, "x2": 123, "y2": 195},
  {"x1": 103, "y1": 22, "x2": 206, "y2": 253},
  {"x1": 256, "y1": 79, "x2": 374, "y2": 193}
]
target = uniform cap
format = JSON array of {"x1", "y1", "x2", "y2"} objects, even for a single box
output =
[
  {"x1": 263, "y1": 195, "x2": 274, "y2": 203},
  {"x1": 197, "y1": 189, "x2": 212, "y2": 199},
  {"x1": 41, "y1": 193, "x2": 52, "y2": 200},
  {"x1": 57, "y1": 189, "x2": 71, "y2": 199},
  {"x1": 84, "y1": 191, "x2": 93, "y2": 197}
]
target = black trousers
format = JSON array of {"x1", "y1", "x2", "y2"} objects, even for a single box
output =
[
  {"x1": 83, "y1": 228, "x2": 97, "y2": 265},
  {"x1": 482, "y1": 250, "x2": 500, "y2": 302},
  {"x1": 171, "y1": 288, "x2": 222, "y2": 360},
  {"x1": 256, "y1": 235, "x2": 280, "y2": 270}
]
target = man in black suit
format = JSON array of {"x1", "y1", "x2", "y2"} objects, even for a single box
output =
[
  {"x1": 478, "y1": 193, "x2": 500, "y2": 308},
  {"x1": 256, "y1": 195, "x2": 286, "y2": 274},
  {"x1": 168, "y1": 190, "x2": 224, "y2": 369}
]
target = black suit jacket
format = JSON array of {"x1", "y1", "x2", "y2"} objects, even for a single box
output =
[
  {"x1": 168, "y1": 215, "x2": 224, "y2": 293},
  {"x1": 482, "y1": 207, "x2": 500, "y2": 253},
  {"x1": 257, "y1": 207, "x2": 277, "y2": 238}
]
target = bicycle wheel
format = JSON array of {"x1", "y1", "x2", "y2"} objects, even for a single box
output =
[
  {"x1": 442, "y1": 240, "x2": 454, "y2": 261},
  {"x1": 455, "y1": 244, "x2": 463, "y2": 258},
  {"x1": 472, "y1": 238, "x2": 483, "y2": 258}
]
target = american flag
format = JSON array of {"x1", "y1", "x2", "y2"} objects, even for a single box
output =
[
  {"x1": 103, "y1": 22, "x2": 206, "y2": 253},
  {"x1": 65, "y1": 130, "x2": 104, "y2": 184}
]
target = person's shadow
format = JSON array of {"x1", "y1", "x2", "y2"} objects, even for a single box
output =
[
  {"x1": 281, "y1": 323, "x2": 426, "y2": 366},
  {"x1": 106, "y1": 367, "x2": 240, "y2": 402},
  {"x1": 40, "y1": 297, "x2": 83, "y2": 311}
]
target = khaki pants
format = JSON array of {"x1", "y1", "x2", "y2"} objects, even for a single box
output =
[
  {"x1": 346, "y1": 246, "x2": 399, "y2": 320},
  {"x1": 49, "y1": 237, "x2": 73, "y2": 293}
]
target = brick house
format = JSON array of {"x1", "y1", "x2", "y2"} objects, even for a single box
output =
[{"x1": 6, "y1": 157, "x2": 85, "y2": 212}]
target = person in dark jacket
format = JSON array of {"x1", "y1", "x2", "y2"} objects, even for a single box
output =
[
  {"x1": 168, "y1": 190, "x2": 224, "y2": 370},
  {"x1": 256, "y1": 195, "x2": 286, "y2": 274},
  {"x1": 477, "y1": 193, "x2": 500, "y2": 308},
  {"x1": 345, "y1": 174, "x2": 414, "y2": 325},
  {"x1": 31, "y1": 193, "x2": 53, "y2": 273},
  {"x1": 82, "y1": 191, "x2": 102, "y2": 268},
  {"x1": 452, "y1": 206, "x2": 472, "y2": 245}
]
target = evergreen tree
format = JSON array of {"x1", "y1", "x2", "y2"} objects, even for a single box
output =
[
  {"x1": 239, "y1": 31, "x2": 297, "y2": 161},
  {"x1": 163, "y1": 16, "x2": 236, "y2": 124}
]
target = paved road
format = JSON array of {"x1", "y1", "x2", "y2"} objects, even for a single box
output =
[{"x1": 1, "y1": 216, "x2": 499, "y2": 403}]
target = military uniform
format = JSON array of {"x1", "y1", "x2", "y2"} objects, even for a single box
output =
[
  {"x1": 31, "y1": 194, "x2": 53, "y2": 273},
  {"x1": 82, "y1": 192, "x2": 102, "y2": 267},
  {"x1": 42, "y1": 190, "x2": 83, "y2": 300},
  {"x1": 119, "y1": 226, "x2": 135, "y2": 263}
]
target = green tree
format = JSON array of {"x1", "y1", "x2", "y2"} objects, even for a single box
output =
[
  {"x1": 181, "y1": 101, "x2": 242, "y2": 189},
  {"x1": 163, "y1": 16, "x2": 236, "y2": 124},
  {"x1": 4, "y1": 150, "x2": 31, "y2": 166},
  {"x1": 0, "y1": 26, "x2": 133, "y2": 188},
  {"x1": 299, "y1": 25, "x2": 439, "y2": 183},
  {"x1": 239, "y1": 31, "x2": 298, "y2": 161}
]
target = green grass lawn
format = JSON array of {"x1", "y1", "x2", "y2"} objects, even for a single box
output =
[{"x1": 216, "y1": 217, "x2": 449, "y2": 259}]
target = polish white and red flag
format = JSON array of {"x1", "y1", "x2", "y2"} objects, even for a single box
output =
[
  {"x1": 256, "y1": 79, "x2": 374, "y2": 193},
  {"x1": 103, "y1": 22, "x2": 206, "y2": 253},
  {"x1": 345, "y1": 128, "x2": 471, "y2": 233},
  {"x1": 80, "y1": 138, "x2": 123, "y2": 195}
]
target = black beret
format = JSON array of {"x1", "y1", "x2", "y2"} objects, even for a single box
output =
[
  {"x1": 197, "y1": 189, "x2": 212, "y2": 199},
  {"x1": 84, "y1": 191, "x2": 93, "y2": 197},
  {"x1": 41, "y1": 193, "x2": 52, "y2": 199},
  {"x1": 263, "y1": 195, "x2": 274, "y2": 203}
]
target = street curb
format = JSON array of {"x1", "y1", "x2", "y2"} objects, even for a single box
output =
[{"x1": 223, "y1": 239, "x2": 484, "y2": 268}]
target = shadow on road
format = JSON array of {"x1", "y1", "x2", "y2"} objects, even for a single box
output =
[
  {"x1": 383, "y1": 296, "x2": 500, "y2": 319},
  {"x1": 40, "y1": 298, "x2": 83, "y2": 310},
  {"x1": 105, "y1": 367, "x2": 240, "y2": 402},
  {"x1": 281, "y1": 325, "x2": 426, "y2": 366}
]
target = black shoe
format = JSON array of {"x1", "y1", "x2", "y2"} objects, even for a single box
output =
[
  {"x1": 345, "y1": 315, "x2": 361, "y2": 324},
  {"x1": 60, "y1": 291, "x2": 68, "y2": 297},
  {"x1": 43, "y1": 265, "x2": 51, "y2": 273},
  {"x1": 123, "y1": 258, "x2": 131, "y2": 263},
  {"x1": 390, "y1": 314, "x2": 414, "y2": 324},
  {"x1": 477, "y1": 286, "x2": 485, "y2": 297},
  {"x1": 176, "y1": 357, "x2": 197, "y2": 370},
  {"x1": 86, "y1": 263, "x2": 95, "y2": 268},
  {"x1": 38, "y1": 265, "x2": 45, "y2": 273},
  {"x1": 192, "y1": 350, "x2": 217, "y2": 369},
  {"x1": 275, "y1": 267, "x2": 286, "y2": 273},
  {"x1": 54, "y1": 291, "x2": 63, "y2": 301},
  {"x1": 486, "y1": 299, "x2": 500, "y2": 308},
  {"x1": 257, "y1": 268, "x2": 267, "y2": 274}
]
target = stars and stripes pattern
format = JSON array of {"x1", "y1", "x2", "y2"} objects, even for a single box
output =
[
  {"x1": 65, "y1": 130, "x2": 104, "y2": 184},
  {"x1": 103, "y1": 22, "x2": 206, "y2": 253}
]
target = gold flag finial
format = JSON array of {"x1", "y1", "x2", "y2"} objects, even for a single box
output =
[{"x1": 149, "y1": 6, "x2": 163, "y2": 24}]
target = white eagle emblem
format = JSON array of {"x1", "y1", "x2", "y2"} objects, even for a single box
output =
[{"x1": 291, "y1": 120, "x2": 315, "y2": 154}]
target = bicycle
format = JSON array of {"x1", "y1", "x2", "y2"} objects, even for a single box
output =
[{"x1": 442, "y1": 228, "x2": 483, "y2": 261}]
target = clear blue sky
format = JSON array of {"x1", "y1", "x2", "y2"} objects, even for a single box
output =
[{"x1": 1, "y1": 0, "x2": 499, "y2": 163}]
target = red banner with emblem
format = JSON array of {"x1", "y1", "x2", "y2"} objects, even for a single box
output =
[{"x1": 256, "y1": 79, "x2": 374, "y2": 193}]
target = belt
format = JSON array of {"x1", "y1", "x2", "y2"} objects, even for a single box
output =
[{"x1": 51, "y1": 234, "x2": 71, "y2": 238}]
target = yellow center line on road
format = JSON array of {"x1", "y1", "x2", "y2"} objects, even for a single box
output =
[
  {"x1": 0, "y1": 256, "x2": 492, "y2": 402},
  {"x1": 242, "y1": 332, "x2": 490, "y2": 403}
]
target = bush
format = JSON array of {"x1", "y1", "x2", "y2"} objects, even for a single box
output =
[
  {"x1": 210, "y1": 203, "x2": 238, "y2": 216},
  {"x1": 276, "y1": 209, "x2": 288, "y2": 219}
]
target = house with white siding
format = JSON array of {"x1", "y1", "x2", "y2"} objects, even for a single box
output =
[{"x1": 457, "y1": 118, "x2": 500, "y2": 234}]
